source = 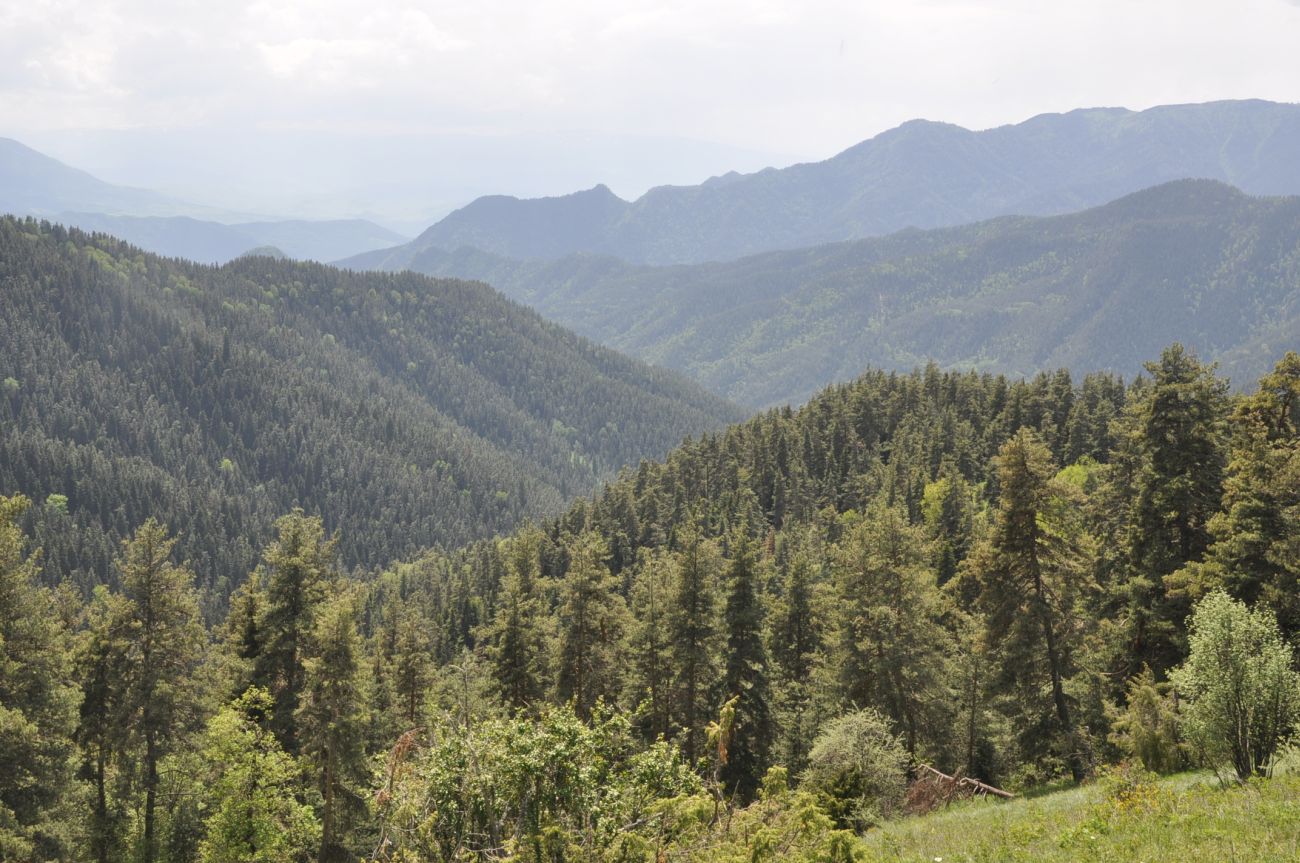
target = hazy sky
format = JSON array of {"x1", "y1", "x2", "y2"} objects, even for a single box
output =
[{"x1": 4, "y1": 0, "x2": 1299, "y2": 222}]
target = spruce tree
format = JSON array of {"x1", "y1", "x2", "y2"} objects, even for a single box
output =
[
  {"x1": 625, "y1": 548, "x2": 677, "y2": 740},
  {"x1": 1114, "y1": 344, "x2": 1228, "y2": 677},
  {"x1": 0, "y1": 495, "x2": 79, "y2": 862},
  {"x1": 769, "y1": 539, "x2": 823, "y2": 775},
  {"x1": 118, "y1": 519, "x2": 207, "y2": 863},
  {"x1": 298, "y1": 594, "x2": 369, "y2": 863},
  {"x1": 717, "y1": 532, "x2": 774, "y2": 801},
  {"x1": 669, "y1": 518, "x2": 722, "y2": 764},
  {"x1": 555, "y1": 531, "x2": 628, "y2": 718},
  {"x1": 76, "y1": 587, "x2": 133, "y2": 863},
  {"x1": 486, "y1": 529, "x2": 549, "y2": 711},
  {"x1": 973, "y1": 429, "x2": 1094, "y2": 782},
  {"x1": 253, "y1": 511, "x2": 336, "y2": 752}
]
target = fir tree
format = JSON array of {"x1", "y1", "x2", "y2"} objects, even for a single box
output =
[
  {"x1": 253, "y1": 511, "x2": 336, "y2": 752},
  {"x1": 555, "y1": 531, "x2": 628, "y2": 718},
  {"x1": 118, "y1": 519, "x2": 207, "y2": 863},
  {"x1": 717, "y1": 531, "x2": 775, "y2": 800}
]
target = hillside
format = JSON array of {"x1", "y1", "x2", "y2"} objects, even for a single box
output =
[
  {"x1": 0, "y1": 217, "x2": 740, "y2": 602},
  {"x1": 368, "y1": 180, "x2": 1300, "y2": 407},
  {"x1": 352, "y1": 99, "x2": 1300, "y2": 267}
]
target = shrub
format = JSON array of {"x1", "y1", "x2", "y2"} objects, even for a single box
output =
[
  {"x1": 1171, "y1": 591, "x2": 1300, "y2": 780},
  {"x1": 1107, "y1": 667, "x2": 1185, "y2": 774},
  {"x1": 802, "y1": 708, "x2": 910, "y2": 830}
]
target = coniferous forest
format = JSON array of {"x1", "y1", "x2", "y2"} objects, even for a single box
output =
[{"x1": 4, "y1": 298, "x2": 1299, "y2": 859}]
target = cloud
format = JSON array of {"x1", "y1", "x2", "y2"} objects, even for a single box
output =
[{"x1": 1, "y1": 0, "x2": 1298, "y2": 187}]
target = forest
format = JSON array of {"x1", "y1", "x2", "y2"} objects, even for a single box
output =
[
  {"x1": 0, "y1": 217, "x2": 738, "y2": 611},
  {"x1": 4, "y1": 342, "x2": 1298, "y2": 862}
]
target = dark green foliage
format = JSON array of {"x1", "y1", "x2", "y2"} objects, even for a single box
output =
[
  {"x1": 116, "y1": 520, "x2": 208, "y2": 863},
  {"x1": 1109, "y1": 345, "x2": 1228, "y2": 678},
  {"x1": 0, "y1": 495, "x2": 79, "y2": 861},
  {"x1": 555, "y1": 532, "x2": 628, "y2": 718},
  {"x1": 968, "y1": 430, "x2": 1095, "y2": 782},
  {"x1": 0, "y1": 217, "x2": 739, "y2": 605},
  {"x1": 717, "y1": 532, "x2": 774, "y2": 800},
  {"x1": 253, "y1": 512, "x2": 335, "y2": 753}
]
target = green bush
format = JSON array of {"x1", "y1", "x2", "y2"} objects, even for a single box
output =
[
  {"x1": 1171, "y1": 591, "x2": 1300, "y2": 780},
  {"x1": 801, "y1": 708, "x2": 910, "y2": 830}
]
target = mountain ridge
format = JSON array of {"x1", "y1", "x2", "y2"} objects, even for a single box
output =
[
  {"x1": 355, "y1": 179, "x2": 1300, "y2": 407},
  {"x1": 354, "y1": 99, "x2": 1300, "y2": 268}
]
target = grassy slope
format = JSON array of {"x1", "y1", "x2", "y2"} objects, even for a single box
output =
[{"x1": 861, "y1": 772, "x2": 1300, "y2": 862}]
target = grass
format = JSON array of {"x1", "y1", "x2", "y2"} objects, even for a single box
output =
[{"x1": 858, "y1": 769, "x2": 1300, "y2": 862}]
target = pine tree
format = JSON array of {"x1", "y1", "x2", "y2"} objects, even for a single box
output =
[
  {"x1": 973, "y1": 429, "x2": 1094, "y2": 782},
  {"x1": 118, "y1": 519, "x2": 207, "y2": 863},
  {"x1": 298, "y1": 594, "x2": 370, "y2": 863},
  {"x1": 1114, "y1": 345, "x2": 1228, "y2": 677},
  {"x1": 390, "y1": 608, "x2": 431, "y2": 728},
  {"x1": 486, "y1": 529, "x2": 549, "y2": 711},
  {"x1": 1168, "y1": 354, "x2": 1300, "y2": 638},
  {"x1": 76, "y1": 586, "x2": 134, "y2": 863},
  {"x1": 669, "y1": 519, "x2": 722, "y2": 764},
  {"x1": 0, "y1": 495, "x2": 79, "y2": 862},
  {"x1": 555, "y1": 531, "x2": 628, "y2": 718},
  {"x1": 717, "y1": 532, "x2": 774, "y2": 801},
  {"x1": 769, "y1": 538, "x2": 823, "y2": 775},
  {"x1": 625, "y1": 548, "x2": 677, "y2": 740},
  {"x1": 831, "y1": 502, "x2": 953, "y2": 757},
  {"x1": 253, "y1": 511, "x2": 337, "y2": 752}
]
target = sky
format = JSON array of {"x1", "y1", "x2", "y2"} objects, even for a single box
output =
[{"x1": 3, "y1": 0, "x2": 1300, "y2": 225}]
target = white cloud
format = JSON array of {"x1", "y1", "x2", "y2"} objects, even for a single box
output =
[{"x1": 1, "y1": 0, "x2": 1298, "y2": 216}]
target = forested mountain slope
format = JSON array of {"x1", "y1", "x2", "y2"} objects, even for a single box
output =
[
  {"x1": 0, "y1": 217, "x2": 739, "y2": 603},
  {"x1": 351, "y1": 99, "x2": 1300, "y2": 267},
  {"x1": 4, "y1": 342, "x2": 1298, "y2": 861},
  {"x1": 365, "y1": 180, "x2": 1300, "y2": 408}
]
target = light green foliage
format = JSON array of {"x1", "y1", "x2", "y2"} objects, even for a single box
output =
[
  {"x1": 1106, "y1": 667, "x2": 1185, "y2": 774},
  {"x1": 297, "y1": 592, "x2": 370, "y2": 861},
  {"x1": 372, "y1": 705, "x2": 701, "y2": 862},
  {"x1": 1171, "y1": 591, "x2": 1300, "y2": 780},
  {"x1": 644, "y1": 768, "x2": 865, "y2": 863},
  {"x1": 199, "y1": 688, "x2": 320, "y2": 863},
  {"x1": 802, "y1": 708, "x2": 910, "y2": 831}
]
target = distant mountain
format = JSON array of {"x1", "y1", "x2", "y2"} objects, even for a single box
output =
[
  {"x1": 62, "y1": 212, "x2": 408, "y2": 263},
  {"x1": 354, "y1": 100, "x2": 1300, "y2": 267},
  {"x1": 0, "y1": 136, "x2": 185, "y2": 217},
  {"x1": 1, "y1": 137, "x2": 408, "y2": 262},
  {"x1": 0, "y1": 217, "x2": 740, "y2": 600},
  {"x1": 362, "y1": 180, "x2": 1300, "y2": 408}
]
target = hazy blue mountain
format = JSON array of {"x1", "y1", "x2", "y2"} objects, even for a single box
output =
[
  {"x1": 355, "y1": 100, "x2": 1300, "y2": 267},
  {"x1": 0, "y1": 136, "x2": 186, "y2": 217},
  {"x1": 63, "y1": 212, "x2": 408, "y2": 263},
  {"x1": 361, "y1": 180, "x2": 1300, "y2": 408},
  {"x1": 2, "y1": 137, "x2": 409, "y2": 262}
]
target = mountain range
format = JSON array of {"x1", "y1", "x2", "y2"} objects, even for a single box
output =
[
  {"x1": 354, "y1": 99, "x2": 1300, "y2": 268},
  {"x1": 0, "y1": 137, "x2": 408, "y2": 262},
  {"x1": 350, "y1": 180, "x2": 1300, "y2": 408}
]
